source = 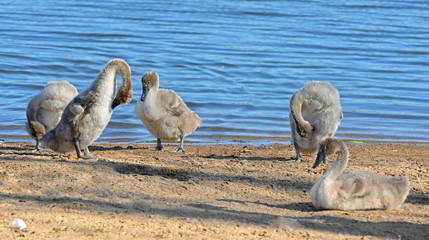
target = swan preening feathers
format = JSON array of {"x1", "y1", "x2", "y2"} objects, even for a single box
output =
[
  {"x1": 41, "y1": 59, "x2": 132, "y2": 158},
  {"x1": 135, "y1": 71, "x2": 201, "y2": 153},
  {"x1": 27, "y1": 60, "x2": 411, "y2": 212},
  {"x1": 26, "y1": 80, "x2": 78, "y2": 151},
  {"x1": 290, "y1": 81, "x2": 343, "y2": 162},
  {"x1": 310, "y1": 138, "x2": 410, "y2": 211}
]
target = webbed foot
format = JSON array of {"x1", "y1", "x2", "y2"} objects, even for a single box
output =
[
  {"x1": 169, "y1": 147, "x2": 185, "y2": 154},
  {"x1": 31, "y1": 147, "x2": 47, "y2": 152},
  {"x1": 286, "y1": 157, "x2": 302, "y2": 163}
]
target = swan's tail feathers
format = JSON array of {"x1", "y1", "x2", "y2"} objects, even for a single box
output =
[
  {"x1": 387, "y1": 176, "x2": 411, "y2": 209},
  {"x1": 395, "y1": 176, "x2": 411, "y2": 198},
  {"x1": 194, "y1": 113, "x2": 202, "y2": 128},
  {"x1": 184, "y1": 112, "x2": 201, "y2": 135}
]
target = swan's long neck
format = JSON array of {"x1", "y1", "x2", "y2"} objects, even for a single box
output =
[
  {"x1": 326, "y1": 144, "x2": 349, "y2": 179},
  {"x1": 140, "y1": 74, "x2": 160, "y2": 105},
  {"x1": 147, "y1": 81, "x2": 160, "y2": 102},
  {"x1": 90, "y1": 59, "x2": 132, "y2": 106},
  {"x1": 26, "y1": 97, "x2": 40, "y2": 123},
  {"x1": 112, "y1": 60, "x2": 132, "y2": 105},
  {"x1": 139, "y1": 78, "x2": 163, "y2": 120},
  {"x1": 290, "y1": 92, "x2": 310, "y2": 130}
]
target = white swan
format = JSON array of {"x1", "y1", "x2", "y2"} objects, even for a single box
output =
[
  {"x1": 135, "y1": 71, "x2": 201, "y2": 153},
  {"x1": 289, "y1": 81, "x2": 343, "y2": 162},
  {"x1": 26, "y1": 81, "x2": 78, "y2": 151},
  {"x1": 310, "y1": 138, "x2": 410, "y2": 211},
  {"x1": 41, "y1": 59, "x2": 132, "y2": 158}
]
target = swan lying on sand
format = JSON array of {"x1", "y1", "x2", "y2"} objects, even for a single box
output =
[
  {"x1": 289, "y1": 81, "x2": 343, "y2": 162},
  {"x1": 310, "y1": 138, "x2": 410, "y2": 211},
  {"x1": 135, "y1": 71, "x2": 201, "y2": 153},
  {"x1": 26, "y1": 81, "x2": 78, "y2": 151},
  {"x1": 41, "y1": 59, "x2": 132, "y2": 158}
]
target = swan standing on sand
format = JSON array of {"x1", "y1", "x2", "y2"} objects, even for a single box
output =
[
  {"x1": 289, "y1": 81, "x2": 343, "y2": 162},
  {"x1": 135, "y1": 71, "x2": 201, "y2": 153},
  {"x1": 26, "y1": 81, "x2": 78, "y2": 151},
  {"x1": 41, "y1": 59, "x2": 132, "y2": 158},
  {"x1": 310, "y1": 138, "x2": 410, "y2": 211}
]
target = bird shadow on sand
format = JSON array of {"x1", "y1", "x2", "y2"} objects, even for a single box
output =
[
  {"x1": 197, "y1": 154, "x2": 300, "y2": 162},
  {"x1": 217, "y1": 198, "x2": 315, "y2": 213},
  {"x1": 406, "y1": 193, "x2": 429, "y2": 205}
]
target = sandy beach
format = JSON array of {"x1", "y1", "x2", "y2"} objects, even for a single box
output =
[{"x1": 0, "y1": 141, "x2": 428, "y2": 239}]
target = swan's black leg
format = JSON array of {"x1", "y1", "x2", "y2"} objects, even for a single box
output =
[
  {"x1": 287, "y1": 139, "x2": 302, "y2": 162},
  {"x1": 35, "y1": 140, "x2": 41, "y2": 151},
  {"x1": 323, "y1": 157, "x2": 329, "y2": 164},
  {"x1": 31, "y1": 139, "x2": 44, "y2": 152},
  {"x1": 146, "y1": 138, "x2": 164, "y2": 151},
  {"x1": 155, "y1": 138, "x2": 164, "y2": 151},
  {"x1": 73, "y1": 138, "x2": 98, "y2": 159},
  {"x1": 73, "y1": 138, "x2": 85, "y2": 159},
  {"x1": 83, "y1": 147, "x2": 97, "y2": 159}
]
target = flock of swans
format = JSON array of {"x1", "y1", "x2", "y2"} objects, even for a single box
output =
[{"x1": 25, "y1": 58, "x2": 410, "y2": 211}]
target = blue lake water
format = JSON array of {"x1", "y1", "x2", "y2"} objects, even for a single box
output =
[{"x1": 0, "y1": 0, "x2": 428, "y2": 145}]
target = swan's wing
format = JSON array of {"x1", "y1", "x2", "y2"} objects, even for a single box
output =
[
  {"x1": 339, "y1": 177, "x2": 367, "y2": 197},
  {"x1": 338, "y1": 171, "x2": 374, "y2": 198},
  {"x1": 158, "y1": 90, "x2": 187, "y2": 117},
  {"x1": 65, "y1": 103, "x2": 85, "y2": 125}
]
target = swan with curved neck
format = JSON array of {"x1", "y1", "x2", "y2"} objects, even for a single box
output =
[
  {"x1": 310, "y1": 138, "x2": 410, "y2": 211},
  {"x1": 135, "y1": 71, "x2": 201, "y2": 153},
  {"x1": 26, "y1": 81, "x2": 78, "y2": 151},
  {"x1": 289, "y1": 81, "x2": 343, "y2": 162},
  {"x1": 41, "y1": 59, "x2": 132, "y2": 158}
]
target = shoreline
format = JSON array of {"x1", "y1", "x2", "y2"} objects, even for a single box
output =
[
  {"x1": 0, "y1": 142, "x2": 428, "y2": 239},
  {"x1": 2, "y1": 135, "x2": 429, "y2": 147}
]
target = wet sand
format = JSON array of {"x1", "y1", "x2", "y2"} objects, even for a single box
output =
[{"x1": 0, "y1": 142, "x2": 428, "y2": 239}]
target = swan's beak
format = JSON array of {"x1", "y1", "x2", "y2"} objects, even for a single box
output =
[
  {"x1": 140, "y1": 87, "x2": 149, "y2": 101},
  {"x1": 112, "y1": 98, "x2": 121, "y2": 109},
  {"x1": 313, "y1": 152, "x2": 326, "y2": 168}
]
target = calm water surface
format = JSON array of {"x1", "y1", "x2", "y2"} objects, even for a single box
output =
[{"x1": 0, "y1": 0, "x2": 428, "y2": 145}]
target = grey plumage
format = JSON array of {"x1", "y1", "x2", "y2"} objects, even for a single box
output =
[
  {"x1": 26, "y1": 81, "x2": 78, "y2": 151},
  {"x1": 41, "y1": 59, "x2": 132, "y2": 158},
  {"x1": 135, "y1": 71, "x2": 201, "y2": 153},
  {"x1": 310, "y1": 138, "x2": 410, "y2": 211},
  {"x1": 289, "y1": 81, "x2": 343, "y2": 162}
]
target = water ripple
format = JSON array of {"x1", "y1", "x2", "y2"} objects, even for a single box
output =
[{"x1": 0, "y1": 0, "x2": 428, "y2": 144}]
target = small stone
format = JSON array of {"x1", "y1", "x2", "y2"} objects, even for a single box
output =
[{"x1": 12, "y1": 218, "x2": 27, "y2": 232}]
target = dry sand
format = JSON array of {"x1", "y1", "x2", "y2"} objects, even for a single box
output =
[{"x1": 0, "y1": 141, "x2": 428, "y2": 239}]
